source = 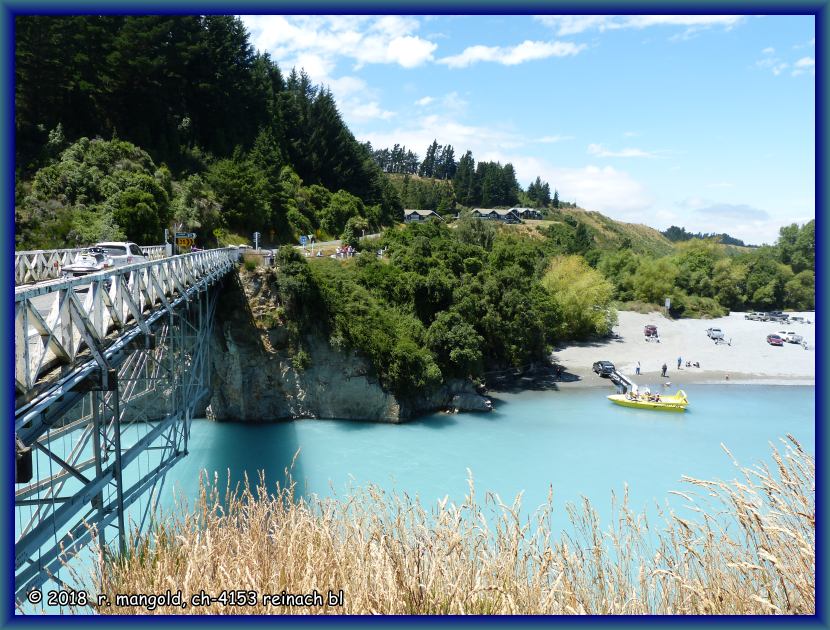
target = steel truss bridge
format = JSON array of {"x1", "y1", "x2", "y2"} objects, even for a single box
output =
[
  {"x1": 15, "y1": 245, "x2": 168, "y2": 285},
  {"x1": 13, "y1": 247, "x2": 239, "y2": 605}
]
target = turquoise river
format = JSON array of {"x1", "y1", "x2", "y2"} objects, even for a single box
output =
[
  {"x1": 21, "y1": 383, "x2": 814, "y2": 613},
  {"x1": 166, "y1": 383, "x2": 814, "y2": 525}
]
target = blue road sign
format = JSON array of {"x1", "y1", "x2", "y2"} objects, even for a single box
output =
[{"x1": 300, "y1": 235, "x2": 307, "y2": 245}]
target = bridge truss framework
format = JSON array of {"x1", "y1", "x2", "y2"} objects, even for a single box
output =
[{"x1": 13, "y1": 249, "x2": 237, "y2": 605}]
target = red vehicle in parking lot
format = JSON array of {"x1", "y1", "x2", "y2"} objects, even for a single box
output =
[{"x1": 766, "y1": 334, "x2": 784, "y2": 346}]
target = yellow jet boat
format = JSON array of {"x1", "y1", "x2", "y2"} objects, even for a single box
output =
[{"x1": 608, "y1": 390, "x2": 689, "y2": 412}]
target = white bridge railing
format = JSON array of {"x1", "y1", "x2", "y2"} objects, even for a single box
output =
[
  {"x1": 15, "y1": 247, "x2": 238, "y2": 396},
  {"x1": 15, "y1": 245, "x2": 167, "y2": 285}
]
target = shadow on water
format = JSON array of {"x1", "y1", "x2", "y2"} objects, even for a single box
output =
[
  {"x1": 331, "y1": 418, "x2": 384, "y2": 432},
  {"x1": 174, "y1": 418, "x2": 307, "y2": 503},
  {"x1": 487, "y1": 367, "x2": 580, "y2": 393},
  {"x1": 408, "y1": 413, "x2": 459, "y2": 429}
]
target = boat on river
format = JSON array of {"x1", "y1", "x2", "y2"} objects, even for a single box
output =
[{"x1": 608, "y1": 389, "x2": 689, "y2": 412}]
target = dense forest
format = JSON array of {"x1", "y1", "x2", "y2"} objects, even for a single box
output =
[
  {"x1": 15, "y1": 15, "x2": 401, "y2": 247},
  {"x1": 368, "y1": 140, "x2": 563, "y2": 211}
]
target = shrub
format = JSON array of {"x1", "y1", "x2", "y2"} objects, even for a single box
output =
[
  {"x1": 242, "y1": 252, "x2": 262, "y2": 271},
  {"x1": 291, "y1": 348, "x2": 311, "y2": 371}
]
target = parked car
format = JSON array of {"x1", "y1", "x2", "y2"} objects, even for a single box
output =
[
  {"x1": 592, "y1": 360, "x2": 616, "y2": 377},
  {"x1": 766, "y1": 334, "x2": 784, "y2": 346},
  {"x1": 778, "y1": 331, "x2": 803, "y2": 344},
  {"x1": 644, "y1": 325, "x2": 658, "y2": 342},
  {"x1": 767, "y1": 311, "x2": 789, "y2": 323},
  {"x1": 61, "y1": 247, "x2": 113, "y2": 279},
  {"x1": 745, "y1": 311, "x2": 765, "y2": 321},
  {"x1": 789, "y1": 316, "x2": 811, "y2": 325},
  {"x1": 706, "y1": 327, "x2": 725, "y2": 340},
  {"x1": 93, "y1": 241, "x2": 148, "y2": 267}
]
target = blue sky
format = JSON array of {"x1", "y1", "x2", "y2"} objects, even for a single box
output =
[{"x1": 241, "y1": 15, "x2": 815, "y2": 245}]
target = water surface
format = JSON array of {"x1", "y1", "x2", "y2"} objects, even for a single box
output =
[{"x1": 165, "y1": 384, "x2": 815, "y2": 523}]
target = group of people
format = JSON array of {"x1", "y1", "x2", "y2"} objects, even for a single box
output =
[
  {"x1": 635, "y1": 359, "x2": 699, "y2": 377},
  {"x1": 626, "y1": 391, "x2": 661, "y2": 403},
  {"x1": 334, "y1": 245, "x2": 356, "y2": 258}
]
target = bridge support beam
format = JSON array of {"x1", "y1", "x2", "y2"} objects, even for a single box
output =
[{"x1": 14, "y1": 266, "x2": 226, "y2": 606}]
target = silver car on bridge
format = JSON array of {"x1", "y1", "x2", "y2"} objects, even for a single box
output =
[{"x1": 94, "y1": 241, "x2": 148, "y2": 267}]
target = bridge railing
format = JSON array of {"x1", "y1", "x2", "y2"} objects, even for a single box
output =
[
  {"x1": 15, "y1": 245, "x2": 167, "y2": 285},
  {"x1": 15, "y1": 247, "x2": 239, "y2": 396}
]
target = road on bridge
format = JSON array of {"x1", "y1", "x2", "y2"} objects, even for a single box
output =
[{"x1": 23, "y1": 235, "x2": 383, "y2": 336}]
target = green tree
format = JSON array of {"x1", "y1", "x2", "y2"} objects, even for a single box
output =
[
  {"x1": 453, "y1": 150, "x2": 477, "y2": 207},
  {"x1": 542, "y1": 255, "x2": 617, "y2": 338},
  {"x1": 784, "y1": 270, "x2": 815, "y2": 310},
  {"x1": 425, "y1": 310, "x2": 484, "y2": 377},
  {"x1": 319, "y1": 189, "x2": 364, "y2": 237},
  {"x1": 632, "y1": 257, "x2": 679, "y2": 304}
]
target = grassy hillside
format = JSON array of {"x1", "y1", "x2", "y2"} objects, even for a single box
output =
[{"x1": 526, "y1": 208, "x2": 675, "y2": 257}]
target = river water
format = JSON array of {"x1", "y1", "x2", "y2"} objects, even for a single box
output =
[
  {"x1": 164, "y1": 384, "x2": 815, "y2": 525},
  {"x1": 21, "y1": 383, "x2": 814, "y2": 613}
]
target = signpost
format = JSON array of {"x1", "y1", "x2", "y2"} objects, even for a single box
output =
[
  {"x1": 254, "y1": 231, "x2": 260, "y2": 251},
  {"x1": 174, "y1": 232, "x2": 196, "y2": 254}
]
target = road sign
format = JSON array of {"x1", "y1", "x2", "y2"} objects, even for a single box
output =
[
  {"x1": 175, "y1": 237, "x2": 194, "y2": 248},
  {"x1": 300, "y1": 235, "x2": 307, "y2": 245},
  {"x1": 175, "y1": 232, "x2": 196, "y2": 239}
]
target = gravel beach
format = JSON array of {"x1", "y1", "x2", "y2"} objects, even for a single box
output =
[{"x1": 552, "y1": 310, "x2": 815, "y2": 389}]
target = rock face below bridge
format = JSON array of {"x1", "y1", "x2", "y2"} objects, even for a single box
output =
[{"x1": 206, "y1": 270, "x2": 490, "y2": 423}]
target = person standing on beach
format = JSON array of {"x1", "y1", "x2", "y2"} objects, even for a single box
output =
[
  {"x1": 661, "y1": 363, "x2": 668, "y2": 377},
  {"x1": 635, "y1": 361, "x2": 641, "y2": 375},
  {"x1": 677, "y1": 356, "x2": 682, "y2": 370}
]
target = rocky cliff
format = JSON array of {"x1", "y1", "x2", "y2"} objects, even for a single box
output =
[{"x1": 206, "y1": 269, "x2": 491, "y2": 422}]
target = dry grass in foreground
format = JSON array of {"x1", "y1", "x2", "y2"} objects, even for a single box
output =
[{"x1": 93, "y1": 437, "x2": 813, "y2": 615}]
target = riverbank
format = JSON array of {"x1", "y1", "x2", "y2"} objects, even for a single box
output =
[{"x1": 548, "y1": 310, "x2": 815, "y2": 389}]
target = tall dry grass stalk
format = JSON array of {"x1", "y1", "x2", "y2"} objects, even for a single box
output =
[{"x1": 91, "y1": 436, "x2": 813, "y2": 615}]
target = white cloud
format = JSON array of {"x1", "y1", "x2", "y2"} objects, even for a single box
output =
[
  {"x1": 386, "y1": 35, "x2": 439, "y2": 68},
  {"x1": 623, "y1": 130, "x2": 639, "y2": 138},
  {"x1": 756, "y1": 50, "x2": 813, "y2": 77},
  {"x1": 357, "y1": 114, "x2": 525, "y2": 157},
  {"x1": 317, "y1": 75, "x2": 397, "y2": 122},
  {"x1": 792, "y1": 56, "x2": 815, "y2": 76},
  {"x1": 587, "y1": 143, "x2": 660, "y2": 158},
  {"x1": 241, "y1": 15, "x2": 437, "y2": 70},
  {"x1": 544, "y1": 165, "x2": 655, "y2": 214},
  {"x1": 348, "y1": 101, "x2": 395, "y2": 122},
  {"x1": 415, "y1": 96, "x2": 434, "y2": 106},
  {"x1": 535, "y1": 15, "x2": 744, "y2": 36},
  {"x1": 439, "y1": 40, "x2": 585, "y2": 68},
  {"x1": 440, "y1": 91, "x2": 468, "y2": 112}
]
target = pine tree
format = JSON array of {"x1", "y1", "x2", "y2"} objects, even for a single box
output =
[
  {"x1": 441, "y1": 145, "x2": 456, "y2": 180},
  {"x1": 453, "y1": 150, "x2": 476, "y2": 207}
]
